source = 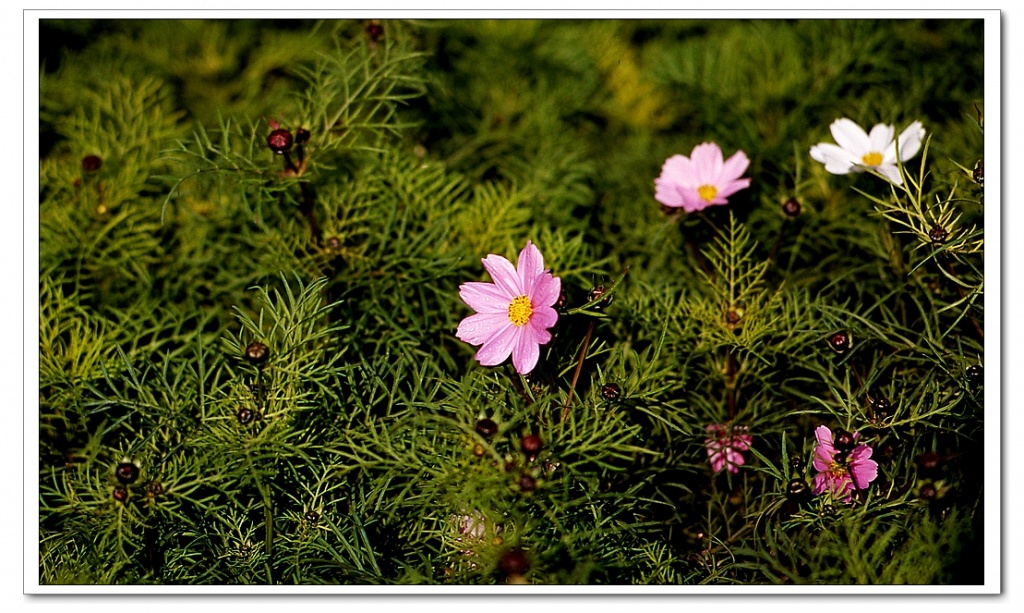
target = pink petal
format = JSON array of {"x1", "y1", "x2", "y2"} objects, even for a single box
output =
[
  {"x1": 715, "y1": 178, "x2": 751, "y2": 200},
  {"x1": 812, "y1": 448, "x2": 831, "y2": 472},
  {"x1": 475, "y1": 324, "x2": 519, "y2": 366},
  {"x1": 725, "y1": 448, "x2": 745, "y2": 467},
  {"x1": 481, "y1": 253, "x2": 522, "y2": 298},
  {"x1": 459, "y1": 282, "x2": 511, "y2": 314},
  {"x1": 529, "y1": 304, "x2": 558, "y2": 330},
  {"x1": 849, "y1": 446, "x2": 878, "y2": 488},
  {"x1": 710, "y1": 453, "x2": 726, "y2": 473},
  {"x1": 850, "y1": 461, "x2": 878, "y2": 490},
  {"x1": 732, "y1": 434, "x2": 752, "y2": 451},
  {"x1": 814, "y1": 425, "x2": 834, "y2": 448},
  {"x1": 511, "y1": 327, "x2": 540, "y2": 374},
  {"x1": 456, "y1": 312, "x2": 511, "y2": 346},
  {"x1": 720, "y1": 149, "x2": 750, "y2": 182},
  {"x1": 690, "y1": 142, "x2": 724, "y2": 183},
  {"x1": 526, "y1": 319, "x2": 552, "y2": 346},
  {"x1": 679, "y1": 188, "x2": 708, "y2": 212},
  {"x1": 658, "y1": 154, "x2": 697, "y2": 187},
  {"x1": 829, "y1": 118, "x2": 871, "y2": 154},
  {"x1": 654, "y1": 178, "x2": 686, "y2": 208},
  {"x1": 516, "y1": 240, "x2": 544, "y2": 296},
  {"x1": 836, "y1": 479, "x2": 855, "y2": 502},
  {"x1": 530, "y1": 273, "x2": 561, "y2": 310},
  {"x1": 812, "y1": 473, "x2": 829, "y2": 496}
]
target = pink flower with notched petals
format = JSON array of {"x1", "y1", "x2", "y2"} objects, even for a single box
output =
[
  {"x1": 705, "y1": 424, "x2": 753, "y2": 474},
  {"x1": 655, "y1": 142, "x2": 751, "y2": 213},
  {"x1": 456, "y1": 241, "x2": 561, "y2": 376},
  {"x1": 811, "y1": 425, "x2": 879, "y2": 502}
]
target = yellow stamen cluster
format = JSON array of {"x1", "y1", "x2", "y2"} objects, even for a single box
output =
[
  {"x1": 861, "y1": 152, "x2": 884, "y2": 166},
  {"x1": 697, "y1": 185, "x2": 718, "y2": 202},
  {"x1": 507, "y1": 295, "x2": 533, "y2": 327},
  {"x1": 829, "y1": 461, "x2": 848, "y2": 479}
]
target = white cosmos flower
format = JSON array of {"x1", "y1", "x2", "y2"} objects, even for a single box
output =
[{"x1": 809, "y1": 118, "x2": 925, "y2": 185}]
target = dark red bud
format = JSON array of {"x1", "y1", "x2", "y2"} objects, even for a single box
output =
[
  {"x1": 82, "y1": 155, "x2": 102, "y2": 172},
  {"x1": 267, "y1": 129, "x2": 293, "y2": 154},
  {"x1": 521, "y1": 434, "x2": 542, "y2": 454}
]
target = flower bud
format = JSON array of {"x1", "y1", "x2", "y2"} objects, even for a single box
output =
[
  {"x1": 828, "y1": 331, "x2": 851, "y2": 353},
  {"x1": 245, "y1": 342, "x2": 269, "y2": 366},
  {"x1": 237, "y1": 408, "x2": 255, "y2": 425},
  {"x1": 521, "y1": 434, "x2": 542, "y2": 455},
  {"x1": 871, "y1": 396, "x2": 891, "y2": 414},
  {"x1": 588, "y1": 284, "x2": 613, "y2": 309},
  {"x1": 475, "y1": 418, "x2": 498, "y2": 438},
  {"x1": 601, "y1": 383, "x2": 621, "y2": 400},
  {"x1": 82, "y1": 154, "x2": 102, "y2": 172},
  {"x1": 782, "y1": 197, "x2": 801, "y2": 217},
  {"x1": 966, "y1": 364, "x2": 983, "y2": 387},
  {"x1": 498, "y1": 548, "x2": 530, "y2": 577},
  {"x1": 833, "y1": 430, "x2": 854, "y2": 452},
  {"x1": 787, "y1": 478, "x2": 809, "y2": 498},
  {"x1": 917, "y1": 451, "x2": 943, "y2": 476},
  {"x1": 115, "y1": 462, "x2": 139, "y2": 485},
  {"x1": 365, "y1": 20, "x2": 384, "y2": 42},
  {"x1": 267, "y1": 128, "x2": 293, "y2": 154},
  {"x1": 928, "y1": 224, "x2": 949, "y2": 244}
]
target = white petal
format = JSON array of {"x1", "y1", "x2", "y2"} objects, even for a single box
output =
[
  {"x1": 896, "y1": 121, "x2": 925, "y2": 162},
  {"x1": 867, "y1": 123, "x2": 895, "y2": 153},
  {"x1": 873, "y1": 163, "x2": 904, "y2": 185},
  {"x1": 829, "y1": 118, "x2": 870, "y2": 154},
  {"x1": 810, "y1": 143, "x2": 859, "y2": 174}
]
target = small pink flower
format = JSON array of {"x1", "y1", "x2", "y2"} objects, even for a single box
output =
[
  {"x1": 811, "y1": 425, "x2": 879, "y2": 502},
  {"x1": 705, "y1": 424, "x2": 753, "y2": 474},
  {"x1": 456, "y1": 240, "x2": 561, "y2": 375},
  {"x1": 655, "y1": 142, "x2": 751, "y2": 213}
]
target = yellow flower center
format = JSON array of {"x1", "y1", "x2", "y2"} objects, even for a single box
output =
[
  {"x1": 507, "y1": 295, "x2": 533, "y2": 327},
  {"x1": 861, "y1": 152, "x2": 884, "y2": 166},
  {"x1": 697, "y1": 185, "x2": 718, "y2": 202},
  {"x1": 829, "y1": 461, "x2": 848, "y2": 479}
]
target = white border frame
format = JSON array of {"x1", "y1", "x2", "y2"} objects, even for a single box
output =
[{"x1": 21, "y1": 8, "x2": 1003, "y2": 597}]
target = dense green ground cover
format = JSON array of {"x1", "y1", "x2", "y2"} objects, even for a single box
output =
[{"x1": 38, "y1": 19, "x2": 985, "y2": 585}]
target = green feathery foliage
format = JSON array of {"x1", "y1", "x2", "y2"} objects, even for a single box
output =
[{"x1": 38, "y1": 18, "x2": 985, "y2": 586}]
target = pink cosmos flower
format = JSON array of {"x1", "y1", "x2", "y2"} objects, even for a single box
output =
[
  {"x1": 811, "y1": 425, "x2": 879, "y2": 502},
  {"x1": 705, "y1": 424, "x2": 753, "y2": 474},
  {"x1": 655, "y1": 142, "x2": 751, "y2": 213},
  {"x1": 456, "y1": 240, "x2": 561, "y2": 375},
  {"x1": 809, "y1": 118, "x2": 925, "y2": 186}
]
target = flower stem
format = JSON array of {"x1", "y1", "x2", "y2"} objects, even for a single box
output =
[
  {"x1": 768, "y1": 219, "x2": 788, "y2": 263},
  {"x1": 941, "y1": 258, "x2": 984, "y2": 340},
  {"x1": 562, "y1": 319, "x2": 595, "y2": 422},
  {"x1": 298, "y1": 182, "x2": 321, "y2": 245},
  {"x1": 508, "y1": 369, "x2": 534, "y2": 406},
  {"x1": 725, "y1": 349, "x2": 736, "y2": 420},
  {"x1": 681, "y1": 222, "x2": 714, "y2": 279}
]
